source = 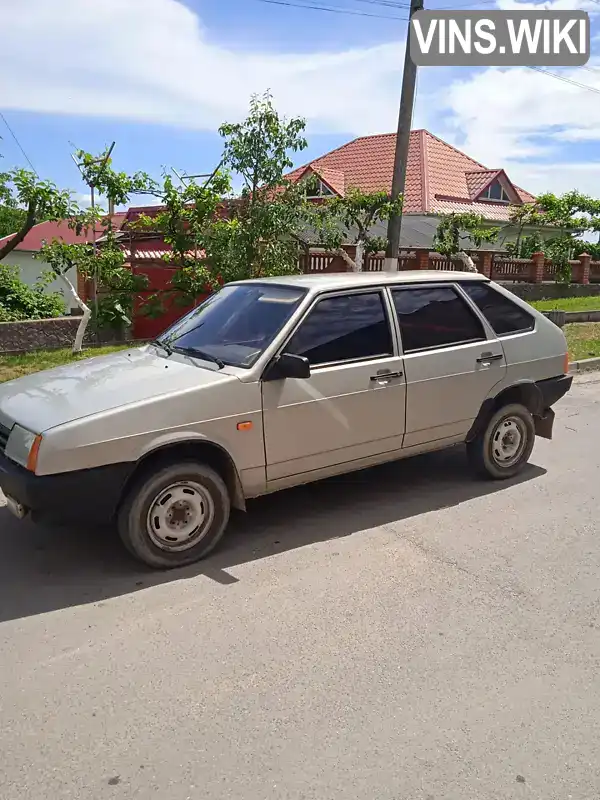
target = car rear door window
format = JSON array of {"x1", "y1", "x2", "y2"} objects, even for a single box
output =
[
  {"x1": 391, "y1": 286, "x2": 486, "y2": 353},
  {"x1": 285, "y1": 291, "x2": 393, "y2": 366},
  {"x1": 460, "y1": 282, "x2": 535, "y2": 336}
]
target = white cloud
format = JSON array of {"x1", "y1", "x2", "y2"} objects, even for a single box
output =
[
  {"x1": 2, "y1": 0, "x2": 600, "y2": 198},
  {"x1": 0, "y1": 0, "x2": 413, "y2": 135},
  {"x1": 435, "y1": 60, "x2": 600, "y2": 195}
]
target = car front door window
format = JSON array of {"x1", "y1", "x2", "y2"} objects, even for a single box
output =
[{"x1": 284, "y1": 291, "x2": 394, "y2": 366}]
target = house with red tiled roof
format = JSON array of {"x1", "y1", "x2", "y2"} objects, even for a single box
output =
[
  {"x1": 0, "y1": 213, "x2": 127, "y2": 311},
  {"x1": 286, "y1": 129, "x2": 542, "y2": 249}
]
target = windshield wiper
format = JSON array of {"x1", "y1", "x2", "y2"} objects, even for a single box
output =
[
  {"x1": 151, "y1": 338, "x2": 172, "y2": 356},
  {"x1": 173, "y1": 346, "x2": 225, "y2": 369}
]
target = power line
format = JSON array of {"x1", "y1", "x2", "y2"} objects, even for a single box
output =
[
  {"x1": 0, "y1": 111, "x2": 37, "y2": 175},
  {"x1": 345, "y1": 0, "x2": 410, "y2": 7},
  {"x1": 252, "y1": 0, "x2": 409, "y2": 20},
  {"x1": 527, "y1": 65, "x2": 600, "y2": 96},
  {"x1": 252, "y1": 0, "x2": 498, "y2": 14}
]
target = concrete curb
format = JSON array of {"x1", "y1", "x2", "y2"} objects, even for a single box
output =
[
  {"x1": 544, "y1": 309, "x2": 600, "y2": 327},
  {"x1": 569, "y1": 356, "x2": 600, "y2": 373}
]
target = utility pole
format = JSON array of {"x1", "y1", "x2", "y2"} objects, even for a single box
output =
[{"x1": 385, "y1": 0, "x2": 423, "y2": 270}]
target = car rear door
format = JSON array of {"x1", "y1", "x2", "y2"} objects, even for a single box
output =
[
  {"x1": 261, "y1": 288, "x2": 406, "y2": 484},
  {"x1": 389, "y1": 283, "x2": 507, "y2": 449}
]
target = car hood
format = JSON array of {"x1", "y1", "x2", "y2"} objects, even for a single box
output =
[{"x1": 0, "y1": 346, "x2": 235, "y2": 434}]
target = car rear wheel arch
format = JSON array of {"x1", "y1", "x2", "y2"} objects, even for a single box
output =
[
  {"x1": 116, "y1": 439, "x2": 246, "y2": 515},
  {"x1": 466, "y1": 381, "x2": 544, "y2": 443}
]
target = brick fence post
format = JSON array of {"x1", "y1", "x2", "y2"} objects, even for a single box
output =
[
  {"x1": 480, "y1": 252, "x2": 492, "y2": 278},
  {"x1": 530, "y1": 251, "x2": 545, "y2": 284},
  {"x1": 416, "y1": 249, "x2": 430, "y2": 270},
  {"x1": 578, "y1": 252, "x2": 591, "y2": 285}
]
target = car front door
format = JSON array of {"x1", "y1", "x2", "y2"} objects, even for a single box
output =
[
  {"x1": 261, "y1": 289, "x2": 406, "y2": 484},
  {"x1": 390, "y1": 283, "x2": 507, "y2": 449}
]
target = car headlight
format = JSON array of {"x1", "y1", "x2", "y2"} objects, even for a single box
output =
[{"x1": 6, "y1": 425, "x2": 43, "y2": 471}]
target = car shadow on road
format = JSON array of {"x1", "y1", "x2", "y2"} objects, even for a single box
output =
[{"x1": 0, "y1": 446, "x2": 546, "y2": 623}]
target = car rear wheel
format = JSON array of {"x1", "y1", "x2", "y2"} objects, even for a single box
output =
[
  {"x1": 117, "y1": 461, "x2": 231, "y2": 569},
  {"x1": 467, "y1": 403, "x2": 535, "y2": 480}
]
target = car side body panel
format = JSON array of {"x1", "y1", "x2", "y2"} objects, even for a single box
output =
[
  {"x1": 37, "y1": 377, "x2": 265, "y2": 489},
  {"x1": 0, "y1": 272, "x2": 573, "y2": 528}
]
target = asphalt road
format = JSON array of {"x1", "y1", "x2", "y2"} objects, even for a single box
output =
[{"x1": 1, "y1": 374, "x2": 599, "y2": 800}]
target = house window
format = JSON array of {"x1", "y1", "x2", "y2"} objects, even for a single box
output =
[
  {"x1": 305, "y1": 178, "x2": 335, "y2": 199},
  {"x1": 482, "y1": 180, "x2": 510, "y2": 203}
]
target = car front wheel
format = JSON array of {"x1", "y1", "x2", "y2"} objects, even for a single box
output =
[
  {"x1": 467, "y1": 403, "x2": 535, "y2": 480},
  {"x1": 117, "y1": 461, "x2": 231, "y2": 569}
]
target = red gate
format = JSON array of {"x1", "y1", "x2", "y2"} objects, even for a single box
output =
[{"x1": 130, "y1": 259, "x2": 207, "y2": 340}]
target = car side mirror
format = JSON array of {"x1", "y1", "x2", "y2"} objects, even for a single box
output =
[{"x1": 263, "y1": 352, "x2": 311, "y2": 381}]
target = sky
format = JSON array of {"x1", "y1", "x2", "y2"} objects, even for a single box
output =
[{"x1": 2, "y1": 0, "x2": 600, "y2": 209}]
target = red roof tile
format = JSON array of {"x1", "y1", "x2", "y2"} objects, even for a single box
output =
[
  {"x1": 287, "y1": 130, "x2": 536, "y2": 220},
  {"x1": 431, "y1": 199, "x2": 517, "y2": 221},
  {"x1": 0, "y1": 212, "x2": 127, "y2": 252}
]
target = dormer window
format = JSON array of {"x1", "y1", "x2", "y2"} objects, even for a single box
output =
[
  {"x1": 482, "y1": 180, "x2": 510, "y2": 203},
  {"x1": 305, "y1": 178, "x2": 335, "y2": 199}
]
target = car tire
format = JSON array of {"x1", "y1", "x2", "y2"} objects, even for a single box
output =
[
  {"x1": 117, "y1": 461, "x2": 231, "y2": 569},
  {"x1": 467, "y1": 403, "x2": 535, "y2": 480}
]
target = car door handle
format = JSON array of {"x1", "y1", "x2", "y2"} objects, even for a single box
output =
[
  {"x1": 476, "y1": 353, "x2": 503, "y2": 364},
  {"x1": 370, "y1": 370, "x2": 403, "y2": 382}
]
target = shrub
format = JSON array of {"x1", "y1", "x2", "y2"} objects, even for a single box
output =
[{"x1": 0, "y1": 263, "x2": 66, "y2": 322}]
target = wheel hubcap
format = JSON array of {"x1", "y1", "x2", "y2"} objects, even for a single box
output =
[
  {"x1": 491, "y1": 416, "x2": 527, "y2": 468},
  {"x1": 146, "y1": 481, "x2": 215, "y2": 551}
]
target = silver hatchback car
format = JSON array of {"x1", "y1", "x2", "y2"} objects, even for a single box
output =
[{"x1": 0, "y1": 271, "x2": 572, "y2": 568}]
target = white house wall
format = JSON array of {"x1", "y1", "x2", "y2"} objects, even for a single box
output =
[{"x1": 3, "y1": 251, "x2": 78, "y2": 312}]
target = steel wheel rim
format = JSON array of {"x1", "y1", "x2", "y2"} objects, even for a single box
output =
[
  {"x1": 146, "y1": 481, "x2": 215, "y2": 552},
  {"x1": 490, "y1": 415, "x2": 527, "y2": 468}
]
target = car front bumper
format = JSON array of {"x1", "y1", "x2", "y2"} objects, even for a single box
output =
[{"x1": 0, "y1": 451, "x2": 133, "y2": 526}]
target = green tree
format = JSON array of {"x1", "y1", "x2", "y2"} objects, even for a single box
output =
[
  {"x1": 0, "y1": 205, "x2": 27, "y2": 239},
  {"x1": 215, "y1": 91, "x2": 309, "y2": 281},
  {"x1": 0, "y1": 169, "x2": 78, "y2": 261},
  {"x1": 530, "y1": 191, "x2": 600, "y2": 283},
  {"x1": 131, "y1": 169, "x2": 232, "y2": 312},
  {"x1": 0, "y1": 263, "x2": 65, "y2": 322},
  {"x1": 133, "y1": 93, "x2": 311, "y2": 313},
  {"x1": 433, "y1": 212, "x2": 499, "y2": 271},
  {"x1": 305, "y1": 184, "x2": 403, "y2": 270},
  {"x1": 503, "y1": 203, "x2": 544, "y2": 258},
  {"x1": 10, "y1": 151, "x2": 156, "y2": 352}
]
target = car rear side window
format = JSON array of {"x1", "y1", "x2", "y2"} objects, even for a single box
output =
[
  {"x1": 391, "y1": 286, "x2": 486, "y2": 353},
  {"x1": 285, "y1": 291, "x2": 393, "y2": 366},
  {"x1": 460, "y1": 282, "x2": 535, "y2": 336}
]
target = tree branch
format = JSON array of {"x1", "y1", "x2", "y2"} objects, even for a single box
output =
[
  {"x1": 336, "y1": 246, "x2": 357, "y2": 271},
  {"x1": 0, "y1": 200, "x2": 36, "y2": 261}
]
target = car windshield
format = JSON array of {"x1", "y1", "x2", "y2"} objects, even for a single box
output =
[{"x1": 157, "y1": 283, "x2": 307, "y2": 369}]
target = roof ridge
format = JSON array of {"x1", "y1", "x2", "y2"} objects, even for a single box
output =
[{"x1": 422, "y1": 129, "x2": 488, "y2": 170}]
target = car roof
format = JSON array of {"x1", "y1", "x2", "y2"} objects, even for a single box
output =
[{"x1": 236, "y1": 270, "x2": 489, "y2": 292}]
